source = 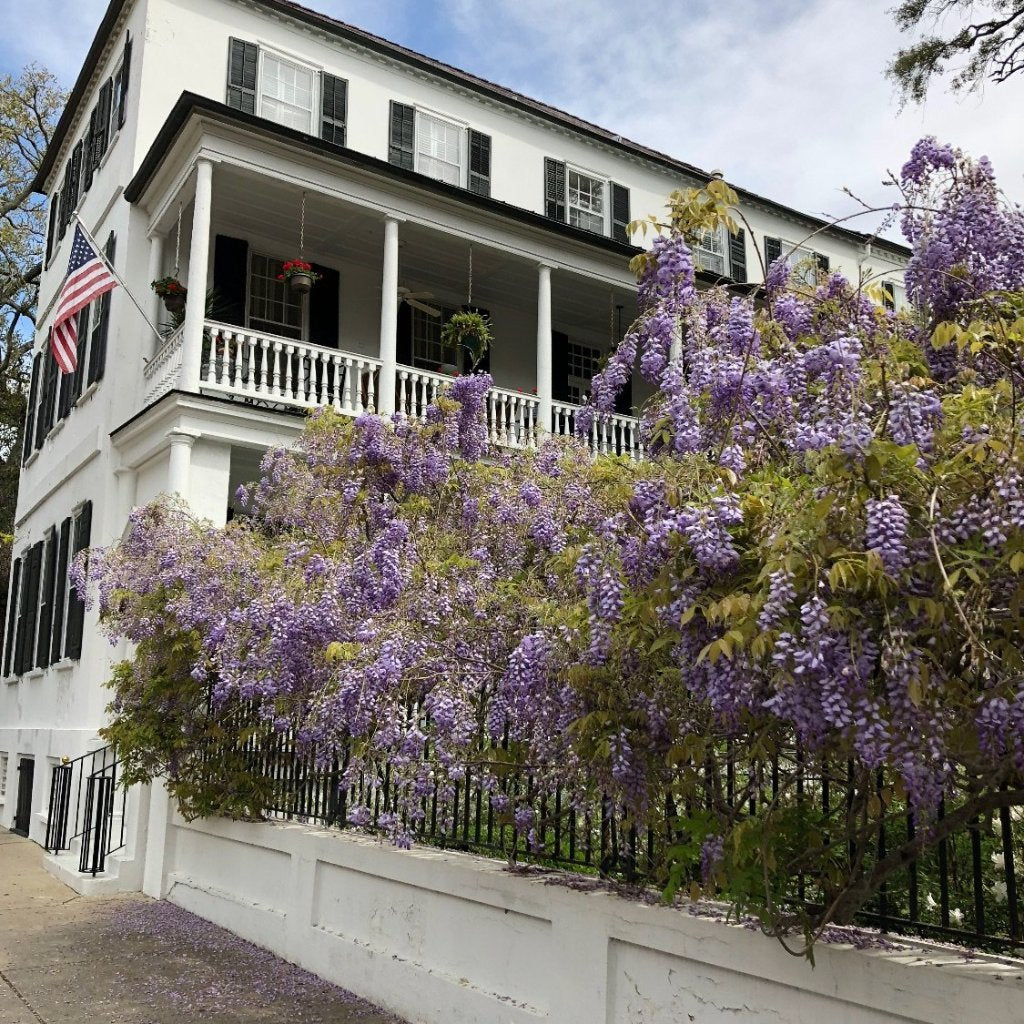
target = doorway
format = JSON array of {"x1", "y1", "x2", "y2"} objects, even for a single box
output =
[{"x1": 12, "y1": 758, "x2": 34, "y2": 836}]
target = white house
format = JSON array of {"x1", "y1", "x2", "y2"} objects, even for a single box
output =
[{"x1": 0, "y1": 0, "x2": 909, "y2": 859}]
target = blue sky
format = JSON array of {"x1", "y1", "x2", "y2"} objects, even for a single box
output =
[{"x1": 6, "y1": 0, "x2": 1024, "y2": 237}]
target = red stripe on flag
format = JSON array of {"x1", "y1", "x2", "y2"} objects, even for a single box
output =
[
  {"x1": 51, "y1": 319, "x2": 78, "y2": 374},
  {"x1": 53, "y1": 262, "x2": 116, "y2": 322}
]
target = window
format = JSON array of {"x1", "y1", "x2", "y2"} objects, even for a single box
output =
[
  {"x1": 415, "y1": 111, "x2": 464, "y2": 187},
  {"x1": 568, "y1": 169, "x2": 605, "y2": 234},
  {"x1": 412, "y1": 306, "x2": 460, "y2": 370},
  {"x1": 0, "y1": 754, "x2": 7, "y2": 799},
  {"x1": 566, "y1": 341, "x2": 601, "y2": 404},
  {"x1": 765, "y1": 236, "x2": 827, "y2": 287},
  {"x1": 693, "y1": 226, "x2": 728, "y2": 276},
  {"x1": 881, "y1": 281, "x2": 897, "y2": 311},
  {"x1": 259, "y1": 53, "x2": 315, "y2": 133},
  {"x1": 248, "y1": 253, "x2": 304, "y2": 340}
]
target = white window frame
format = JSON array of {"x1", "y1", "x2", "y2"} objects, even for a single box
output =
[
  {"x1": 566, "y1": 340, "x2": 602, "y2": 405},
  {"x1": 257, "y1": 49, "x2": 318, "y2": 135},
  {"x1": 778, "y1": 240, "x2": 821, "y2": 286},
  {"x1": 246, "y1": 251, "x2": 308, "y2": 341},
  {"x1": 566, "y1": 166, "x2": 609, "y2": 236},
  {"x1": 693, "y1": 225, "x2": 728, "y2": 276},
  {"x1": 0, "y1": 752, "x2": 7, "y2": 799},
  {"x1": 413, "y1": 108, "x2": 468, "y2": 188},
  {"x1": 412, "y1": 305, "x2": 461, "y2": 371}
]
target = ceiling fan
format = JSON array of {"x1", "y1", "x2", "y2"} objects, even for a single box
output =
[{"x1": 397, "y1": 286, "x2": 441, "y2": 317}]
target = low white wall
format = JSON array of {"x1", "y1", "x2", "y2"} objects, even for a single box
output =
[{"x1": 162, "y1": 814, "x2": 1024, "y2": 1024}]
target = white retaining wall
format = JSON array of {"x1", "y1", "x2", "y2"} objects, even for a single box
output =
[{"x1": 162, "y1": 814, "x2": 1024, "y2": 1024}]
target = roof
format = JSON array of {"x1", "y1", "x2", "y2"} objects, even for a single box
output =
[{"x1": 36, "y1": 0, "x2": 910, "y2": 259}]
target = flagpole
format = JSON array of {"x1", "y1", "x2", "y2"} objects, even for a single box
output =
[{"x1": 73, "y1": 215, "x2": 167, "y2": 353}]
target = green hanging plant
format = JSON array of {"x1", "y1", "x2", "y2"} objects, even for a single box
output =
[{"x1": 441, "y1": 310, "x2": 493, "y2": 370}]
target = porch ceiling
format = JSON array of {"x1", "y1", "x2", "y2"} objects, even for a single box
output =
[{"x1": 208, "y1": 166, "x2": 639, "y2": 340}]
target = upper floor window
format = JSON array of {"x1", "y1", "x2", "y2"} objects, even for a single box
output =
[
  {"x1": 389, "y1": 102, "x2": 491, "y2": 196},
  {"x1": 227, "y1": 39, "x2": 348, "y2": 147},
  {"x1": 544, "y1": 158, "x2": 630, "y2": 242},
  {"x1": 764, "y1": 236, "x2": 829, "y2": 287},
  {"x1": 693, "y1": 226, "x2": 728, "y2": 276},
  {"x1": 248, "y1": 252, "x2": 304, "y2": 340},
  {"x1": 568, "y1": 169, "x2": 605, "y2": 234},
  {"x1": 260, "y1": 53, "x2": 315, "y2": 133}
]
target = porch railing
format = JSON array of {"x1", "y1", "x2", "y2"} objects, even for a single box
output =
[
  {"x1": 44, "y1": 744, "x2": 127, "y2": 876},
  {"x1": 149, "y1": 322, "x2": 643, "y2": 458}
]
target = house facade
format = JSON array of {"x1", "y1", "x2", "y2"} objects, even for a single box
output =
[{"x1": 0, "y1": 0, "x2": 908, "y2": 856}]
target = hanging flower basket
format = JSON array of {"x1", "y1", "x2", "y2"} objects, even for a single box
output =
[
  {"x1": 442, "y1": 310, "x2": 493, "y2": 370},
  {"x1": 278, "y1": 259, "x2": 320, "y2": 295},
  {"x1": 152, "y1": 276, "x2": 187, "y2": 314}
]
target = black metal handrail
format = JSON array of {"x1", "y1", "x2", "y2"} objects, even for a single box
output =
[{"x1": 44, "y1": 744, "x2": 127, "y2": 876}]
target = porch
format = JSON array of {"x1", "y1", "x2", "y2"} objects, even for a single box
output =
[{"x1": 135, "y1": 132, "x2": 645, "y2": 458}]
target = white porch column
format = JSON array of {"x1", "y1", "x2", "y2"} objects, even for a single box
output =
[
  {"x1": 167, "y1": 429, "x2": 199, "y2": 498},
  {"x1": 377, "y1": 215, "x2": 401, "y2": 415},
  {"x1": 146, "y1": 232, "x2": 165, "y2": 345},
  {"x1": 536, "y1": 263, "x2": 554, "y2": 435},
  {"x1": 178, "y1": 159, "x2": 214, "y2": 392}
]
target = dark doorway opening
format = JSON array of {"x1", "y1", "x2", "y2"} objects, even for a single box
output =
[{"x1": 12, "y1": 758, "x2": 34, "y2": 836}]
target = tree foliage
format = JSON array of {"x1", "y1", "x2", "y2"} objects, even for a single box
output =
[
  {"x1": 889, "y1": 0, "x2": 1024, "y2": 103},
  {"x1": 85, "y1": 138, "x2": 1024, "y2": 955},
  {"x1": 0, "y1": 65, "x2": 65, "y2": 611}
]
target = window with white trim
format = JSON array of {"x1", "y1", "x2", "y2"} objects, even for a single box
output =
[
  {"x1": 247, "y1": 253, "x2": 304, "y2": 340},
  {"x1": 412, "y1": 306, "x2": 460, "y2": 370},
  {"x1": 693, "y1": 226, "x2": 728, "y2": 276},
  {"x1": 568, "y1": 169, "x2": 606, "y2": 234},
  {"x1": 0, "y1": 753, "x2": 7, "y2": 799},
  {"x1": 567, "y1": 341, "x2": 601, "y2": 405},
  {"x1": 779, "y1": 240, "x2": 820, "y2": 286},
  {"x1": 415, "y1": 111, "x2": 465, "y2": 187},
  {"x1": 259, "y1": 53, "x2": 315, "y2": 134}
]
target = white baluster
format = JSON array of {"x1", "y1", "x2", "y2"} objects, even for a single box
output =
[
  {"x1": 341, "y1": 357, "x2": 353, "y2": 412},
  {"x1": 488, "y1": 392, "x2": 498, "y2": 445},
  {"x1": 283, "y1": 344, "x2": 295, "y2": 399},
  {"x1": 398, "y1": 370, "x2": 409, "y2": 417},
  {"x1": 366, "y1": 366, "x2": 377, "y2": 412},
  {"x1": 204, "y1": 327, "x2": 218, "y2": 385},
  {"x1": 246, "y1": 333, "x2": 256, "y2": 394},
  {"x1": 270, "y1": 342, "x2": 282, "y2": 397}
]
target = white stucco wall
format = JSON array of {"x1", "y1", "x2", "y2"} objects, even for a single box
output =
[{"x1": 161, "y1": 814, "x2": 1024, "y2": 1024}]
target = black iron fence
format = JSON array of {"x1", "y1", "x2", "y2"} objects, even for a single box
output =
[
  {"x1": 212, "y1": 718, "x2": 1022, "y2": 955},
  {"x1": 45, "y1": 745, "x2": 127, "y2": 876}
]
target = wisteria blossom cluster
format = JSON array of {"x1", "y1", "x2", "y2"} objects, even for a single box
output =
[{"x1": 88, "y1": 140, "x2": 1024, "y2": 944}]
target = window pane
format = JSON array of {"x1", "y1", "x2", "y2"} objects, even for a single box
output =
[
  {"x1": 411, "y1": 306, "x2": 459, "y2": 368},
  {"x1": 568, "y1": 170, "x2": 605, "y2": 234},
  {"x1": 694, "y1": 227, "x2": 727, "y2": 276},
  {"x1": 260, "y1": 55, "x2": 313, "y2": 133},
  {"x1": 248, "y1": 253, "x2": 303, "y2": 339},
  {"x1": 415, "y1": 111, "x2": 464, "y2": 186}
]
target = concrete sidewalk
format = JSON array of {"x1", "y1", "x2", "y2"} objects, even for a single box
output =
[{"x1": 0, "y1": 833, "x2": 404, "y2": 1023}]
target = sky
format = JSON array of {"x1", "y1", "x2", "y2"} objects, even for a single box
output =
[{"x1": 4, "y1": 0, "x2": 1024, "y2": 240}]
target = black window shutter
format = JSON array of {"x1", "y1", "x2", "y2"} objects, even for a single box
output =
[
  {"x1": 227, "y1": 39, "x2": 259, "y2": 114},
  {"x1": 50, "y1": 519, "x2": 71, "y2": 664},
  {"x1": 389, "y1": 101, "x2": 415, "y2": 170},
  {"x1": 2, "y1": 558, "x2": 21, "y2": 677},
  {"x1": 22, "y1": 353, "x2": 39, "y2": 463},
  {"x1": 552, "y1": 330, "x2": 570, "y2": 401},
  {"x1": 45, "y1": 193, "x2": 59, "y2": 264},
  {"x1": 72, "y1": 306, "x2": 89, "y2": 402},
  {"x1": 36, "y1": 532, "x2": 57, "y2": 669},
  {"x1": 816, "y1": 252, "x2": 830, "y2": 274},
  {"x1": 117, "y1": 34, "x2": 132, "y2": 128},
  {"x1": 213, "y1": 235, "x2": 249, "y2": 327},
  {"x1": 82, "y1": 108, "x2": 97, "y2": 194},
  {"x1": 309, "y1": 265, "x2": 340, "y2": 347},
  {"x1": 87, "y1": 234, "x2": 115, "y2": 386},
  {"x1": 58, "y1": 355, "x2": 73, "y2": 421},
  {"x1": 881, "y1": 280, "x2": 896, "y2": 311},
  {"x1": 613, "y1": 350, "x2": 633, "y2": 416},
  {"x1": 67, "y1": 142, "x2": 83, "y2": 217},
  {"x1": 610, "y1": 183, "x2": 630, "y2": 243},
  {"x1": 59, "y1": 161, "x2": 73, "y2": 237},
  {"x1": 544, "y1": 158, "x2": 566, "y2": 222},
  {"x1": 93, "y1": 79, "x2": 113, "y2": 168},
  {"x1": 764, "y1": 236, "x2": 782, "y2": 269},
  {"x1": 36, "y1": 345, "x2": 57, "y2": 446},
  {"x1": 15, "y1": 543, "x2": 42, "y2": 675},
  {"x1": 468, "y1": 131, "x2": 491, "y2": 197},
  {"x1": 396, "y1": 302, "x2": 412, "y2": 365},
  {"x1": 320, "y1": 74, "x2": 347, "y2": 146},
  {"x1": 64, "y1": 502, "x2": 92, "y2": 661},
  {"x1": 729, "y1": 228, "x2": 747, "y2": 283}
]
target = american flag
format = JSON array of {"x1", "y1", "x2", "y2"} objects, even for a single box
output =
[{"x1": 51, "y1": 224, "x2": 118, "y2": 374}]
